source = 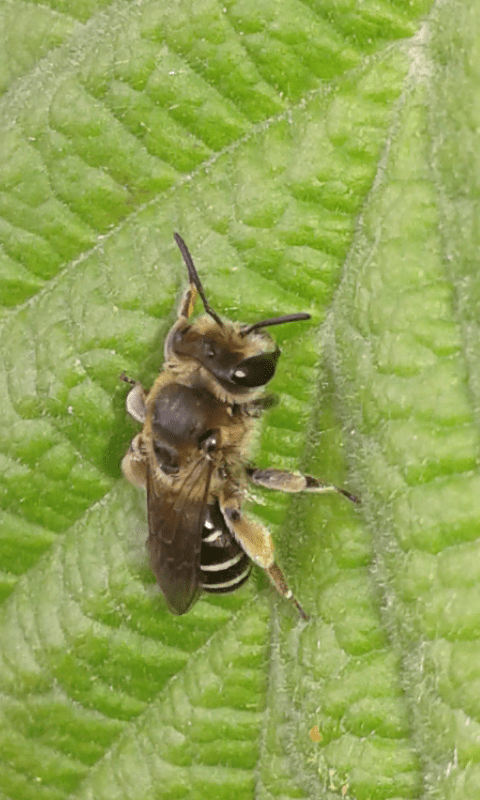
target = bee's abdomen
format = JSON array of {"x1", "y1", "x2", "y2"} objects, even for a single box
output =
[{"x1": 200, "y1": 502, "x2": 251, "y2": 594}]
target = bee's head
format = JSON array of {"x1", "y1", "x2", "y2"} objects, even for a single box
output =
[{"x1": 166, "y1": 234, "x2": 311, "y2": 395}]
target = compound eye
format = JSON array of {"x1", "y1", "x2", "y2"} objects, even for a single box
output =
[{"x1": 230, "y1": 350, "x2": 280, "y2": 388}]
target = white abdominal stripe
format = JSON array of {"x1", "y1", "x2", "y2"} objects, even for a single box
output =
[{"x1": 200, "y1": 503, "x2": 251, "y2": 594}]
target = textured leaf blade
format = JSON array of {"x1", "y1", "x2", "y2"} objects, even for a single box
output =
[{"x1": 3, "y1": 0, "x2": 478, "y2": 798}]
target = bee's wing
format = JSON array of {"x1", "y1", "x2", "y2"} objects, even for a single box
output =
[{"x1": 146, "y1": 457, "x2": 214, "y2": 615}]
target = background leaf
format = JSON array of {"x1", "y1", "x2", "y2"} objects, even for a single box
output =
[{"x1": 1, "y1": 0, "x2": 479, "y2": 798}]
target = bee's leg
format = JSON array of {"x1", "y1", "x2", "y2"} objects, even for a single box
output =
[
  {"x1": 173, "y1": 233, "x2": 223, "y2": 327},
  {"x1": 122, "y1": 434, "x2": 148, "y2": 488},
  {"x1": 120, "y1": 376, "x2": 147, "y2": 424},
  {"x1": 178, "y1": 283, "x2": 198, "y2": 319},
  {"x1": 120, "y1": 372, "x2": 136, "y2": 385},
  {"x1": 242, "y1": 394, "x2": 279, "y2": 417},
  {"x1": 163, "y1": 284, "x2": 199, "y2": 362},
  {"x1": 220, "y1": 491, "x2": 309, "y2": 620},
  {"x1": 246, "y1": 467, "x2": 359, "y2": 505}
]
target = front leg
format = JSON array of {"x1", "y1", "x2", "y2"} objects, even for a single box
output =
[
  {"x1": 177, "y1": 281, "x2": 198, "y2": 319},
  {"x1": 246, "y1": 467, "x2": 359, "y2": 505},
  {"x1": 240, "y1": 394, "x2": 279, "y2": 417}
]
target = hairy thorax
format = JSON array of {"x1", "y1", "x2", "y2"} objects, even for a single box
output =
[{"x1": 142, "y1": 365, "x2": 256, "y2": 490}]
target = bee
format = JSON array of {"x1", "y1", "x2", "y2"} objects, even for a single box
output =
[{"x1": 121, "y1": 233, "x2": 359, "y2": 619}]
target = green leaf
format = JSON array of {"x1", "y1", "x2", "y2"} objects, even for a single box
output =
[{"x1": 2, "y1": 0, "x2": 479, "y2": 798}]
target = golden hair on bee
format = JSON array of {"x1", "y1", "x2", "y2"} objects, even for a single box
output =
[{"x1": 122, "y1": 233, "x2": 359, "y2": 618}]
